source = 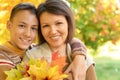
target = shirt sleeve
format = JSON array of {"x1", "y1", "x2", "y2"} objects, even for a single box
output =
[
  {"x1": 0, "y1": 52, "x2": 14, "y2": 80},
  {"x1": 70, "y1": 38, "x2": 87, "y2": 59}
]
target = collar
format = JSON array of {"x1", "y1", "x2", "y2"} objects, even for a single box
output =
[{"x1": 3, "y1": 41, "x2": 25, "y2": 58}]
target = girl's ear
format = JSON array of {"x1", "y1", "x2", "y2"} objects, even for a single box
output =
[{"x1": 6, "y1": 20, "x2": 12, "y2": 30}]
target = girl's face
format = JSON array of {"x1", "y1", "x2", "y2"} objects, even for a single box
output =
[
  {"x1": 40, "y1": 12, "x2": 68, "y2": 49},
  {"x1": 7, "y1": 10, "x2": 38, "y2": 50}
]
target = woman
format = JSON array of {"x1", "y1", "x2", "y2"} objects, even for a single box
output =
[
  {"x1": 0, "y1": 3, "x2": 39, "y2": 80},
  {"x1": 24, "y1": 0, "x2": 97, "y2": 80}
]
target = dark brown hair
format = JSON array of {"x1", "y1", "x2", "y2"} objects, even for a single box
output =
[
  {"x1": 10, "y1": 2, "x2": 37, "y2": 21},
  {"x1": 37, "y1": 0, "x2": 75, "y2": 44}
]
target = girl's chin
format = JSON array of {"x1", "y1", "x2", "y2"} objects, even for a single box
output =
[{"x1": 19, "y1": 45, "x2": 30, "y2": 50}]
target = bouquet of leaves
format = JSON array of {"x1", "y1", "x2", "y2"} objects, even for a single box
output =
[{"x1": 5, "y1": 52, "x2": 68, "y2": 80}]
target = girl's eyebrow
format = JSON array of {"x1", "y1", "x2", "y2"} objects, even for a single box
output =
[
  {"x1": 19, "y1": 21, "x2": 38, "y2": 26},
  {"x1": 19, "y1": 21, "x2": 26, "y2": 24}
]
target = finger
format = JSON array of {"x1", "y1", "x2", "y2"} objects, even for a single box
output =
[
  {"x1": 77, "y1": 66, "x2": 86, "y2": 80},
  {"x1": 72, "y1": 73, "x2": 79, "y2": 80},
  {"x1": 64, "y1": 63, "x2": 72, "y2": 73},
  {"x1": 78, "y1": 74, "x2": 86, "y2": 80}
]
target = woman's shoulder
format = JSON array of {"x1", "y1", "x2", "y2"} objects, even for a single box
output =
[
  {"x1": 25, "y1": 43, "x2": 52, "y2": 59},
  {"x1": 28, "y1": 43, "x2": 50, "y2": 52}
]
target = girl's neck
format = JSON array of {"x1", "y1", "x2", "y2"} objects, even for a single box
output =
[{"x1": 3, "y1": 41, "x2": 26, "y2": 58}]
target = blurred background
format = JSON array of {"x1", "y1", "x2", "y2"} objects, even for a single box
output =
[{"x1": 0, "y1": 0, "x2": 120, "y2": 80}]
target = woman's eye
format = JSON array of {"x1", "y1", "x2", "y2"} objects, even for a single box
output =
[
  {"x1": 56, "y1": 22, "x2": 63, "y2": 26},
  {"x1": 42, "y1": 25, "x2": 49, "y2": 28},
  {"x1": 32, "y1": 27, "x2": 38, "y2": 31}
]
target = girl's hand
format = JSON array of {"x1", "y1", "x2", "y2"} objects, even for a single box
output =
[{"x1": 64, "y1": 55, "x2": 87, "y2": 80}]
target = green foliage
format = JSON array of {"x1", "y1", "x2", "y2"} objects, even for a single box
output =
[
  {"x1": 5, "y1": 62, "x2": 24, "y2": 80},
  {"x1": 68, "y1": 0, "x2": 120, "y2": 51},
  {"x1": 95, "y1": 57, "x2": 120, "y2": 80}
]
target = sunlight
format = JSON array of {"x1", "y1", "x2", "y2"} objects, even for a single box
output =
[{"x1": 97, "y1": 40, "x2": 120, "y2": 60}]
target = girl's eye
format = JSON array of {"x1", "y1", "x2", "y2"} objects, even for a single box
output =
[
  {"x1": 18, "y1": 25, "x2": 25, "y2": 28},
  {"x1": 32, "y1": 27, "x2": 38, "y2": 31}
]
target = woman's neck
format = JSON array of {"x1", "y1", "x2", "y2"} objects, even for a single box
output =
[{"x1": 50, "y1": 44, "x2": 67, "y2": 57}]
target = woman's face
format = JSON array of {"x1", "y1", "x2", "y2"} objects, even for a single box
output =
[
  {"x1": 7, "y1": 10, "x2": 38, "y2": 50},
  {"x1": 40, "y1": 12, "x2": 68, "y2": 48}
]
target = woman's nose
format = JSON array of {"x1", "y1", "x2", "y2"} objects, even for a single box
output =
[{"x1": 50, "y1": 26, "x2": 57, "y2": 34}]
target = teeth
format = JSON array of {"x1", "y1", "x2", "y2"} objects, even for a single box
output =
[
  {"x1": 23, "y1": 40, "x2": 28, "y2": 42},
  {"x1": 51, "y1": 36, "x2": 60, "y2": 40},
  {"x1": 20, "y1": 38, "x2": 31, "y2": 44}
]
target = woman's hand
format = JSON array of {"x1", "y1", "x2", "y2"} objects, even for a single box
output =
[{"x1": 64, "y1": 55, "x2": 87, "y2": 80}]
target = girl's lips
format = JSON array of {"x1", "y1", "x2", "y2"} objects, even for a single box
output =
[{"x1": 20, "y1": 38, "x2": 31, "y2": 45}]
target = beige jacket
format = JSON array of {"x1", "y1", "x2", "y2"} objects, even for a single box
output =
[{"x1": 23, "y1": 43, "x2": 94, "y2": 69}]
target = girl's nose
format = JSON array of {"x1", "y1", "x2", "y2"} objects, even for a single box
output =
[{"x1": 24, "y1": 28, "x2": 31, "y2": 37}]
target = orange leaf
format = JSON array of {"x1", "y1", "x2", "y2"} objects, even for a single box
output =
[{"x1": 51, "y1": 52, "x2": 66, "y2": 73}]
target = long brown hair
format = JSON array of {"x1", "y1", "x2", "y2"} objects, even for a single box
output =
[{"x1": 37, "y1": 0, "x2": 75, "y2": 44}]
